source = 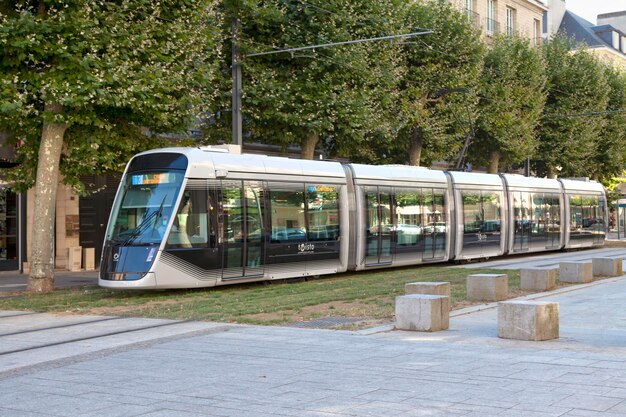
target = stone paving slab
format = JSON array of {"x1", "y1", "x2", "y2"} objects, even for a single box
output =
[
  {"x1": 2, "y1": 259, "x2": 626, "y2": 415},
  {"x1": 0, "y1": 315, "x2": 232, "y2": 375}
]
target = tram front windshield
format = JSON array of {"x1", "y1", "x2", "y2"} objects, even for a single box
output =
[{"x1": 106, "y1": 171, "x2": 184, "y2": 245}]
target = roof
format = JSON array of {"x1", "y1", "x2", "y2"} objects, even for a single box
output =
[{"x1": 558, "y1": 11, "x2": 625, "y2": 57}]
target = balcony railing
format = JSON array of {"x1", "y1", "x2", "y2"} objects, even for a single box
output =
[
  {"x1": 485, "y1": 17, "x2": 500, "y2": 35},
  {"x1": 463, "y1": 8, "x2": 481, "y2": 29}
]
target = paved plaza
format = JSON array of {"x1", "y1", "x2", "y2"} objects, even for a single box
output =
[{"x1": 1, "y1": 250, "x2": 626, "y2": 416}]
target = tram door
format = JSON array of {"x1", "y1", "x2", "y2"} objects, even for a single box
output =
[
  {"x1": 423, "y1": 189, "x2": 446, "y2": 261},
  {"x1": 365, "y1": 188, "x2": 393, "y2": 266},
  {"x1": 513, "y1": 192, "x2": 531, "y2": 252},
  {"x1": 220, "y1": 181, "x2": 265, "y2": 279}
]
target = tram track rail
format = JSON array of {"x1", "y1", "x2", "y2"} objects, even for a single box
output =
[
  {"x1": 0, "y1": 319, "x2": 194, "y2": 356},
  {"x1": 0, "y1": 316, "x2": 123, "y2": 338}
]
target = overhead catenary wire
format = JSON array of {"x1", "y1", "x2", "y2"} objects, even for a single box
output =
[{"x1": 246, "y1": 30, "x2": 433, "y2": 57}]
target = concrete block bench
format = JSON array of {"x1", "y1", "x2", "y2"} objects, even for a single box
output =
[
  {"x1": 520, "y1": 268, "x2": 557, "y2": 291},
  {"x1": 467, "y1": 274, "x2": 508, "y2": 302},
  {"x1": 405, "y1": 281, "x2": 450, "y2": 298},
  {"x1": 592, "y1": 257, "x2": 623, "y2": 277},
  {"x1": 395, "y1": 294, "x2": 449, "y2": 332},
  {"x1": 559, "y1": 261, "x2": 593, "y2": 283},
  {"x1": 497, "y1": 301, "x2": 559, "y2": 341}
]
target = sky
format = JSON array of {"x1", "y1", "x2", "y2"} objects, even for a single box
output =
[{"x1": 564, "y1": 0, "x2": 625, "y2": 23}]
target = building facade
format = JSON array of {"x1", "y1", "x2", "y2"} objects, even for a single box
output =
[
  {"x1": 453, "y1": 0, "x2": 549, "y2": 44},
  {"x1": 558, "y1": 10, "x2": 626, "y2": 70}
]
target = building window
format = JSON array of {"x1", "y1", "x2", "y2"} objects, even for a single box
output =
[
  {"x1": 506, "y1": 7, "x2": 516, "y2": 36},
  {"x1": 486, "y1": 0, "x2": 497, "y2": 34},
  {"x1": 533, "y1": 19, "x2": 541, "y2": 45}
]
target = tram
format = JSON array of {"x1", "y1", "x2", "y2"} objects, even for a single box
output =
[{"x1": 99, "y1": 147, "x2": 607, "y2": 289}]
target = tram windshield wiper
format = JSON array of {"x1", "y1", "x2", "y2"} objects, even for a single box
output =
[{"x1": 122, "y1": 195, "x2": 167, "y2": 245}]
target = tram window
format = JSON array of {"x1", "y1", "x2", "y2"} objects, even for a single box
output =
[
  {"x1": 245, "y1": 185, "x2": 264, "y2": 242},
  {"x1": 269, "y1": 186, "x2": 306, "y2": 243},
  {"x1": 306, "y1": 185, "x2": 340, "y2": 241},
  {"x1": 482, "y1": 193, "x2": 500, "y2": 232},
  {"x1": 166, "y1": 189, "x2": 212, "y2": 248},
  {"x1": 222, "y1": 183, "x2": 244, "y2": 244},
  {"x1": 395, "y1": 189, "x2": 422, "y2": 246},
  {"x1": 462, "y1": 192, "x2": 480, "y2": 233},
  {"x1": 569, "y1": 195, "x2": 583, "y2": 234},
  {"x1": 531, "y1": 193, "x2": 545, "y2": 237}
]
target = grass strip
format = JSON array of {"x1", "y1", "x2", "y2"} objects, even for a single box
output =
[{"x1": 0, "y1": 266, "x2": 522, "y2": 327}]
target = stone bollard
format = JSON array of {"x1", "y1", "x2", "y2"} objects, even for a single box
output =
[
  {"x1": 497, "y1": 301, "x2": 559, "y2": 341},
  {"x1": 83, "y1": 248, "x2": 95, "y2": 271},
  {"x1": 520, "y1": 268, "x2": 558, "y2": 291},
  {"x1": 467, "y1": 274, "x2": 508, "y2": 302},
  {"x1": 405, "y1": 281, "x2": 451, "y2": 298},
  {"x1": 395, "y1": 294, "x2": 449, "y2": 332},
  {"x1": 559, "y1": 261, "x2": 593, "y2": 283},
  {"x1": 67, "y1": 246, "x2": 83, "y2": 272},
  {"x1": 592, "y1": 257, "x2": 623, "y2": 277}
]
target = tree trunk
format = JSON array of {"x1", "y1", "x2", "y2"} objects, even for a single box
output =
[
  {"x1": 487, "y1": 150, "x2": 501, "y2": 174},
  {"x1": 301, "y1": 132, "x2": 319, "y2": 160},
  {"x1": 408, "y1": 126, "x2": 423, "y2": 166},
  {"x1": 27, "y1": 103, "x2": 67, "y2": 293},
  {"x1": 546, "y1": 167, "x2": 557, "y2": 179}
]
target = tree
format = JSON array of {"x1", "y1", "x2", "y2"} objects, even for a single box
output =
[
  {"x1": 389, "y1": 0, "x2": 484, "y2": 167},
  {"x1": 0, "y1": 0, "x2": 220, "y2": 292},
  {"x1": 470, "y1": 35, "x2": 546, "y2": 174},
  {"x1": 205, "y1": 0, "x2": 405, "y2": 160},
  {"x1": 592, "y1": 66, "x2": 626, "y2": 182},
  {"x1": 534, "y1": 36, "x2": 609, "y2": 178}
]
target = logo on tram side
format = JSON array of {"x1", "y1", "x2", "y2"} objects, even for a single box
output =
[
  {"x1": 113, "y1": 253, "x2": 120, "y2": 262},
  {"x1": 298, "y1": 243, "x2": 315, "y2": 253}
]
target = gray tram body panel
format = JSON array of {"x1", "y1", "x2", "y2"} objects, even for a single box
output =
[
  {"x1": 501, "y1": 174, "x2": 565, "y2": 255},
  {"x1": 447, "y1": 171, "x2": 507, "y2": 261},
  {"x1": 559, "y1": 178, "x2": 607, "y2": 250},
  {"x1": 348, "y1": 164, "x2": 450, "y2": 270}
]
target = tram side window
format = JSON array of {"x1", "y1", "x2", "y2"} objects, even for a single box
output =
[
  {"x1": 482, "y1": 193, "x2": 500, "y2": 232},
  {"x1": 270, "y1": 187, "x2": 306, "y2": 243},
  {"x1": 462, "y1": 191, "x2": 500, "y2": 233},
  {"x1": 463, "y1": 192, "x2": 481, "y2": 233},
  {"x1": 166, "y1": 189, "x2": 212, "y2": 249},
  {"x1": 306, "y1": 185, "x2": 340, "y2": 241},
  {"x1": 569, "y1": 195, "x2": 583, "y2": 236},
  {"x1": 395, "y1": 189, "x2": 422, "y2": 246}
]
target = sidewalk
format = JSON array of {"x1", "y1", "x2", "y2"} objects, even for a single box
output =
[
  {"x1": 0, "y1": 270, "x2": 99, "y2": 293},
  {"x1": 2, "y1": 276, "x2": 626, "y2": 415}
]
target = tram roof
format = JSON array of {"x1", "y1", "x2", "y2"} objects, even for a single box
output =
[
  {"x1": 559, "y1": 178, "x2": 605, "y2": 193},
  {"x1": 447, "y1": 171, "x2": 503, "y2": 187},
  {"x1": 348, "y1": 163, "x2": 448, "y2": 184},
  {"x1": 501, "y1": 174, "x2": 562, "y2": 190},
  {"x1": 139, "y1": 147, "x2": 347, "y2": 179}
]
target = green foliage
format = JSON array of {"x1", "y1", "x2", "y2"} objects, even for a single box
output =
[
  {"x1": 470, "y1": 35, "x2": 546, "y2": 172},
  {"x1": 204, "y1": 0, "x2": 405, "y2": 158},
  {"x1": 534, "y1": 35, "x2": 609, "y2": 178},
  {"x1": 0, "y1": 0, "x2": 220, "y2": 192},
  {"x1": 592, "y1": 67, "x2": 626, "y2": 183},
  {"x1": 379, "y1": 0, "x2": 484, "y2": 167}
]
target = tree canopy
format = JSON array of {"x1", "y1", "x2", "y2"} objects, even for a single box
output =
[
  {"x1": 204, "y1": 0, "x2": 405, "y2": 159},
  {"x1": 534, "y1": 36, "x2": 609, "y2": 178},
  {"x1": 470, "y1": 35, "x2": 546, "y2": 173},
  {"x1": 0, "y1": 0, "x2": 220, "y2": 291}
]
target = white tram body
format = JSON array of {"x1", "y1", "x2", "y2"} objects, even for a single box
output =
[{"x1": 99, "y1": 147, "x2": 607, "y2": 289}]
